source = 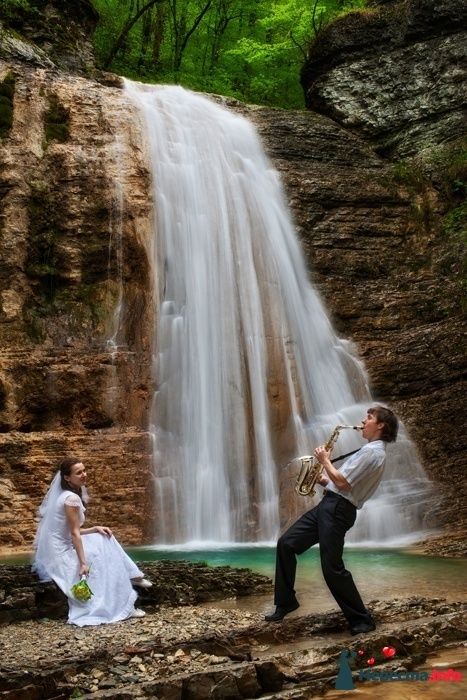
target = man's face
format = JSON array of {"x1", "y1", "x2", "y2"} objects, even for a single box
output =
[{"x1": 361, "y1": 412, "x2": 383, "y2": 442}]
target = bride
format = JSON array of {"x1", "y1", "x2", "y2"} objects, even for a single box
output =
[{"x1": 32, "y1": 457, "x2": 151, "y2": 626}]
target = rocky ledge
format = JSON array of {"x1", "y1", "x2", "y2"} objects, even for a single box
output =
[
  {"x1": 0, "y1": 595, "x2": 465, "y2": 699},
  {"x1": 301, "y1": 0, "x2": 467, "y2": 157},
  {"x1": 0, "y1": 561, "x2": 271, "y2": 624}
]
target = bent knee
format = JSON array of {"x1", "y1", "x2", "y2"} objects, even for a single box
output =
[
  {"x1": 278, "y1": 534, "x2": 298, "y2": 552},
  {"x1": 278, "y1": 533, "x2": 311, "y2": 556}
]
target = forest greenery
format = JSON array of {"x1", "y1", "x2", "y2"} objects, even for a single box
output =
[{"x1": 91, "y1": 0, "x2": 366, "y2": 108}]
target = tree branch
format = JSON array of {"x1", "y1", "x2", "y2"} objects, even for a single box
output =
[
  {"x1": 178, "y1": 0, "x2": 213, "y2": 60},
  {"x1": 103, "y1": 0, "x2": 166, "y2": 69}
]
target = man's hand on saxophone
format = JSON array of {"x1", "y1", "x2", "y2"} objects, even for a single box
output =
[{"x1": 314, "y1": 445, "x2": 352, "y2": 492}]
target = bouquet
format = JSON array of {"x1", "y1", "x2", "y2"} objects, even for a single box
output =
[{"x1": 71, "y1": 575, "x2": 93, "y2": 602}]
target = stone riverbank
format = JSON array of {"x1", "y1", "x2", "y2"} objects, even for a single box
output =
[{"x1": 0, "y1": 563, "x2": 466, "y2": 699}]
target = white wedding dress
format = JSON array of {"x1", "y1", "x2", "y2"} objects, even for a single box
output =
[{"x1": 33, "y1": 478, "x2": 145, "y2": 626}]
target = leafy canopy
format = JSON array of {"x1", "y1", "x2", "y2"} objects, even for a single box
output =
[{"x1": 91, "y1": 0, "x2": 366, "y2": 109}]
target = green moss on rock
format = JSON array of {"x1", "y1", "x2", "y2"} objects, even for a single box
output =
[
  {"x1": 440, "y1": 202, "x2": 467, "y2": 304},
  {"x1": 44, "y1": 95, "x2": 69, "y2": 143},
  {"x1": 427, "y1": 141, "x2": 467, "y2": 203},
  {"x1": 0, "y1": 73, "x2": 15, "y2": 138},
  {"x1": 26, "y1": 181, "x2": 61, "y2": 302}
]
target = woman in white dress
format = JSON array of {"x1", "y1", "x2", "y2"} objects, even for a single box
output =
[{"x1": 32, "y1": 457, "x2": 151, "y2": 626}]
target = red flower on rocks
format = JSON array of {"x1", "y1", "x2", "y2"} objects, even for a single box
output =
[
  {"x1": 382, "y1": 646, "x2": 396, "y2": 658},
  {"x1": 367, "y1": 657, "x2": 375, "y2": 666}
]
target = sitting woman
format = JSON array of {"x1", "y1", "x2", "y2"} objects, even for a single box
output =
[{"x1": 32, "y1": 457, "x2": 151, "y2": 626}]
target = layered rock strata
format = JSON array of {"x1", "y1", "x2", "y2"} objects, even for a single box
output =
[
  {"x1": 0, "y1": 62, "x2": 155, "y2": 548},
  {"x1": 245, "y1": 104, "x2": 466, "y2": 543},
  {"x1": 297, "y1": 0, "x2": 467, "y2": 547},
  {"x1": 301, "y1": 0, "x2": 467, "y2": 158},
  {"x1": 0, "y1": 0, "x2": 98, "y2": 73}
]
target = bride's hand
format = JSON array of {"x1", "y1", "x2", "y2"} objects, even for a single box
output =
[
  {"x1": 94, "y1": 526, "x2": 112, "y2": 537},
  {"x1": 79, "y1": 563, "x2": 90, "y2": 576}
]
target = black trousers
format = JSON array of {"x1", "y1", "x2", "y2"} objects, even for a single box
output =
[{"x1": 273, "y1": 492, "x2": 372, "y2": 627}]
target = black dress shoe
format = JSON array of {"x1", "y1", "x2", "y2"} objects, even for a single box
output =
[
  {"x1": 264, "y1": 602, "x2": 299, "y2": 622},
  {"x1": 350, "y1": 621, "x2": 376, "y2": 636}
]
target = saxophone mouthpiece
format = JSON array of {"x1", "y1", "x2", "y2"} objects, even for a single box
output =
[{"x1": 353, "y1": 425, "x2": 363, "y2": 431}]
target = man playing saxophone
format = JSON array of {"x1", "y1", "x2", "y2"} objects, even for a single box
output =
[{"x1": 265, "y1": 405, "x2": 398, "y2": 635}]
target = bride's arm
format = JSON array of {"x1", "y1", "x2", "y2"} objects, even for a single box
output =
[
  {"x1": 81, "y1": 525, "x2": 113, "y2": 536},
  {"x1": 65, "y1": 504, "x2": 89, "y2": 576}
]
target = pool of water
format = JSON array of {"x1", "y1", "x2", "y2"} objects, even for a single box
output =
[
  {"x1": 126, "y1": 545, "x2": 467, "y2": 615},
  {"x1": 3, "y1": 546, "x2": 466, "y2": 616}
]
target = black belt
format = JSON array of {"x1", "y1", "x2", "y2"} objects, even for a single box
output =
[
  {"x1": 323, "y1": 489, "x2": 341, "y2": 498},
  {"x1": 323, "y1": 490, "x2": 355, "y2": 507}
]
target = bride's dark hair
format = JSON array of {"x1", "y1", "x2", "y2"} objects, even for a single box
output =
[{"x1": 59, "y1": 457, "x2": 82, "y2": 495}]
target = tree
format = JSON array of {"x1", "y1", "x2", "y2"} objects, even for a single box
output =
[
  {"x1": 92, "y1": 0, "x2": 367, "y2": 109},
  {"x1": 167, "y1": 0, "x2": 213, "y2": 73},
  {"x1": 204, "y1": 0, "x2": 242, "y2": 72},
  {"x1": 102, "y1": 0, "x2": 166, "y2": 69}
]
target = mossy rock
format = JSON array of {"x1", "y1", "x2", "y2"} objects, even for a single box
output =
[
  {"x1": 0, "y1": 73, "x2": 15, "y2": 101},
  {"x1": 44, "y1": 94, "x2": 69, "y2": 143},
  {"x1": 0, "y1": 74, "x2": 15, "y2": 138}
]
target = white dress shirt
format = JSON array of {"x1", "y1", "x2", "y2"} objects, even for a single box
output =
[{"x1": 325, "y1": 440, "x2": 386, "y2": 509}]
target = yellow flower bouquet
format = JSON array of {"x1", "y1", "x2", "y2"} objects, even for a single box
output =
[{"x1": 71, "y1": 576, "x2": 93, "y2": 602}]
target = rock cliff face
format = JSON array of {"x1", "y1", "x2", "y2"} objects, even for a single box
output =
[
  {"x1": 0, "y1": 0, "x2": 98, "y2": 73},
  {"x1": 0, "y1": 62, "x2": 155, "y2": 548},
  {"x1": 301, "y1": 0, "x2": 467, "y2": 158},
  {"x1": 0, "y1": 0, "x2": 465, "y2": 551}
]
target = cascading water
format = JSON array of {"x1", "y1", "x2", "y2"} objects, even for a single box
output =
[
  {"x1": 106, "y1": 135, "x2": 126, "y2": 354},
  {"x1": 125, "y1": 81, "x2": 435, "y2": 547}
]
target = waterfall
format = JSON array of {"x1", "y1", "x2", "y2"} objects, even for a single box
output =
[
  {"x1": 106, "y1": 135, "x2": 126, "y2": 354},
  {"x1": 124, "y1": 81, "x2": 435, "y2": 547}
]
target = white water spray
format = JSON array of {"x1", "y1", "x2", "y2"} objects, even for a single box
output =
[{"x1": 125, "y1": 82, "x2": 435, "y2": 546}]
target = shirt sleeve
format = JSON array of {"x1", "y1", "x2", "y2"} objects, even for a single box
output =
[
  {"x1": 339, "y1": 448, "x2": 384, "y2": 488},
  {"x1": 64, "y1": 493, "x2": 82, "y2": 508}
]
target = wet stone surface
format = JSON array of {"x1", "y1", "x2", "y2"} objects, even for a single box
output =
[
  {"x1": 0, "y1": 560, "x2": 272, "y2": 623},
  {"x1": 0, "y1": 592, "x2": 465, "y2": 699}
]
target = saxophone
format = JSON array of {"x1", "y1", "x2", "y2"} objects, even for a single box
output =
[{"x1": 294, "y1": 425, "x2": 360, "y2": 497}]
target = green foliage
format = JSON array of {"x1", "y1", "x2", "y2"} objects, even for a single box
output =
[
  {"x1": 426, "y1": 140, "x2": 467, "y2": 203},
  {"x1": 0, "y1": 0, "x2": 34, "y2": 23},
  {"x1": 390, "y1": 160, "x2": 428, "y2": 192},
  {"x1": 91, "y1": 0, "x2": 365, "y2": 108},
  {"x1": 26, "y1": 180, "x2": 61, "y2": 304},
  {"x1": 427, "y1": 141, "x2": 466, "y2": 310},
  {"x1": 440, "y1": 201, "x2": 467, "y2": 312},
  {"x1": 442, "y1": 202, "x2": 467, "y2": 239},
  {"x1": 69, "y1": 688, "x2": 85, "y2": 700}
]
